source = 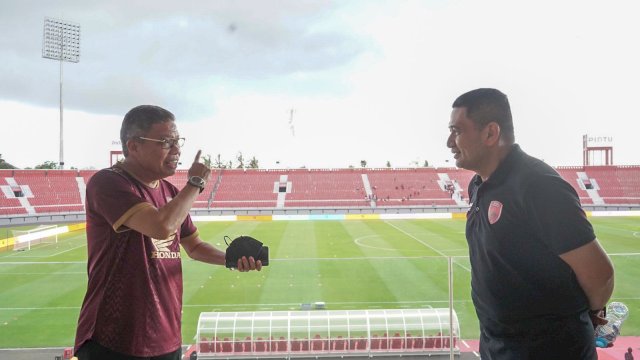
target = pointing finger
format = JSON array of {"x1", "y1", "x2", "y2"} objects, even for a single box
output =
[{"x1": 194, "y1": 150, "x2": 202, "y2": 164}]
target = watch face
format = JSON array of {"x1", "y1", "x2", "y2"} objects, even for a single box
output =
[{"x1": 190, "y1": 176, "x2": 205, "y2": 187}]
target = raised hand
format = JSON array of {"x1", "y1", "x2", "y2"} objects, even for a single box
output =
[{"x1": 188, "y1": 150, "x2": 211, "y2": 183}]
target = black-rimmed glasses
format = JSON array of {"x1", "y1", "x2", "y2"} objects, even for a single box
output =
[{"x1": 137, "y1": 136, "x2": 185, "y2": 149}]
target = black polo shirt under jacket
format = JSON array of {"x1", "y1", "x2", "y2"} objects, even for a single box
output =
[{"x1": 466, "y1": 144, "x2": 595, "y2": 335}]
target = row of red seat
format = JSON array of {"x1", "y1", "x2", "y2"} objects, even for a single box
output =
[
  {"x1": 199, "y1": 333, "x2": 456, "y2": 354},
  {"x1": 2, "y1": 170, "x2": 83, "y2": 215},
  {"x1": 2, "y1": 167, "x2": 639, "y2": 215}
]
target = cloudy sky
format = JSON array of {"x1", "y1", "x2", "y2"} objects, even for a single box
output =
[{"x1": 1, "y1": 0, "x2": 639, "y2": 170}]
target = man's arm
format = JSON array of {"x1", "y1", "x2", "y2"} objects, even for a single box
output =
[
  {"x1": 559, "y1": 238, "x2": 614, "y2": 311},
  {"x1": 123, "y1": 184, "x2": 202, "y2": 239},
  {"x1": 181, "y1": 236, "x2": 262, "y2": 271},
  {"x1": 123, "y1": 151, "x2": 210, "y2": 239}
]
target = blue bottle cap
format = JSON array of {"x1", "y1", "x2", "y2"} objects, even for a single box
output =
[{"x1": 595, "y1": 337, "x2": 608, "y2": 348}]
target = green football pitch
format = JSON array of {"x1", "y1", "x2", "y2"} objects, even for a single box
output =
[{"x1": 0, "y1": 217, "x2": 638, "y2": 348}]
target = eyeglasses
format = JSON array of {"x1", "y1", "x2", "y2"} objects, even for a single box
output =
[{"x1": 137, "y1": 136, "x2": 185, "y2": 149}]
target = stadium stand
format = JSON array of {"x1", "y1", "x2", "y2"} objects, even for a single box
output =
[
  {"x1": 366, "y1": 168, "x2": 457, "y2": 206},
  {"x1": 615, "y1": 166, "x2": 640, "y2": 200},
  {"x1": 208, "y1": 169, "x2": 279, "y2": 208},
  {"x1": 284, "y1": 169, "x2": 368, "y2": 208},
  {"x1": 443, "y1": 167, "x2": 475, "y2": 200},
  {"x1": 166, "y1": 169, "x2": 220, "y2": 208},
  {"x1": 6, "y1": 169, "x2": 84, "y2": 215},
  {"x1": 584, "y1": 166, "x2": 640, "y2": 205},
  {"x1": 78, "y1": 169, "x2": 97, "y2": 187},
  {"x1": 554, "y1": 167, "x2": 594, "y2": 205},
  {"x1": 1, "y1": 166, "x2": 639, "y2": 217}
]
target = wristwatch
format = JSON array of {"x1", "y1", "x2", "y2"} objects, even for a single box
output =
[{"x1": 187, "y1": 176, "x2": 206, "y2": 193}]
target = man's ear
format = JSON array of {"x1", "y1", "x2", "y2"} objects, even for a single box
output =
[
  {"x1": 126, "y1": 139, "x2": 139, "y2": 156},
  {"x1": 484, "y1": 122, "x2": 501, "y2": 146}
]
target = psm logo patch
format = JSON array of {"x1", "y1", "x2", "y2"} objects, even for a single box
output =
[{"x1": 488, "y1": 200, "x2": 503, "y2": 224}]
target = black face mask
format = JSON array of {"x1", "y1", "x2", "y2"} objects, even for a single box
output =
[{"x1": 224, "y1": 235, "x2": 269, "y2": 269}]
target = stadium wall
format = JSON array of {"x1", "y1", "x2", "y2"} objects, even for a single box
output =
[
  {"x1": 1, "y1": 204, "x2": 639, "y2": 228},
  {"x1": 1, "y1": 210, "x2": 638, "y2": 253}
]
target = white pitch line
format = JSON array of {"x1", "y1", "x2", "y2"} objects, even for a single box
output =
[
  {"x1": 0, "y1": 347, "x2": 71, "y2": 352},
  {"x1": 384, "y1": 221, "x2": 448, "y2": 257},
  {"x1": 354, "y1": 235, "x2": 397, "y2": 251},
  {"x1": 48, "y1": 243, "x2": 87, "y2": 257},
  {"x1": 384, "y1": 221, "x2": 472, "y2": 272},
  {"x1": 0, "y1": 272, "x2": 85, "y2": 275},
  {"x1": 181, "y1": 300, "x2": 462, "y2": 308},
  {"x1": 0, "y1": 306, "x2": 80, "y2": 311},
  {"x1": 0, "y1": 300, "x2": 471, "y2": 311},
  {"x1": 270, "y1": 256, "x2": 444, "y2": 261},
  {"x1": 3, "y1": 242, "x2": 59, "y2": 258},
  {"x1": 0, "y1": 261, "x2": 86, "y2": 265},
  {"x1": 8, "y1": 245, "x2": 87, "y2": 259}
]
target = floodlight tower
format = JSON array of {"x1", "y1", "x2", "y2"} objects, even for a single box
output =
[{"x1": 42, "y1": 17, "x2": 81, "y2": 169}]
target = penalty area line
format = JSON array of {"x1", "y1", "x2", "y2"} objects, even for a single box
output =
[{"x1": 384, "y1": 221, "x2": 471, "y2": 272}]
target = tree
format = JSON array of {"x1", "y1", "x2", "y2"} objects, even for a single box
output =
[
  {"x1": 248, "y1": 156, "x2": 259, "y2": 169},
  {"x1": 213, "y1": 154, "x2": 226, "y2": 169},
  {"x1": 0, "y1": 154, "x2": 17, "y2": 169},
  {"x1": 202, "y1": 154, "x2": 213, "y2": 168},
  {"x1": 360, "y1": 160, "x2": 367, "y2": 168},
  {"x1": 386, "y1": 161, "x2": 391, "y2": 168},
  {"x1": 423, "y1": 160, "x2": 429, "y2": 167},
  {"x1": 236, "y1": 152, "x2": 245, "y2": 169},
  {"x1": 35, "y1": 161, "x2": 59, "y2": 169}
]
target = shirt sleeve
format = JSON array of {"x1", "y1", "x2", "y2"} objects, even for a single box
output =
[
  {"x1": 86, "y1": 170, "x2": 150, "y2": 232},
  {"x1": 180, "y1": 214, "x2": 198, "y2": 242},
  {"x1": 524, "y1": 173, "x2": 596, "y2": 255}
]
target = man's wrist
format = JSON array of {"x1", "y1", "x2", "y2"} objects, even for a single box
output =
[{"x1": 187, "y1": 176, "x2": 206, "y2": 193}]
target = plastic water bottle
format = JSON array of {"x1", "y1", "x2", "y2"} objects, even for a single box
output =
[{"x1": 594, "y1": 302, "x2": 629, "y2": 348}]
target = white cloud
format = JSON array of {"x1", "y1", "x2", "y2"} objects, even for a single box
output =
[{"x1": 1, "y1": 0, "x2": 639, "y2": 169}]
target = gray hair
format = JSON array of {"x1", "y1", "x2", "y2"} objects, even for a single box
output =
[{"x1": 120, "y1": 105, "x2": 175, "y2": 157}]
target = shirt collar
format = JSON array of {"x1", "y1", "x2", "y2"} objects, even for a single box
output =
[
  {"x1": 472, "y1": 144, "x2": 522, "y2": 187},
  {"x1": 112, "y1": 162, "x2": 160, "y2": 189}
]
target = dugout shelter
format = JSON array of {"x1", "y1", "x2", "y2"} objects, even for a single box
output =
[{"x1": 196, "y1": 308, "x2": 460, "y2": 358}]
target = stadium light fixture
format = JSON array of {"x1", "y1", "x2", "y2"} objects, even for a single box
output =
[{"x1": 42, "y1": 17, "x2": 81, "y2": 170}]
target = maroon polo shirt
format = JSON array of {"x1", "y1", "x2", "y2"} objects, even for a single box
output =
[{"x1": 75, "y1": 165, "x2": 198, "y2": 357}]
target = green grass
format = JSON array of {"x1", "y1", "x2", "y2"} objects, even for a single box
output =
[{"x1": 0, "y1": 217, "x2": 638, "y2": 348}]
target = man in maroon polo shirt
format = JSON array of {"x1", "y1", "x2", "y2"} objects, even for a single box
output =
[{"x1": 74, "y1": 105, "x2": 262, "y2": 360}]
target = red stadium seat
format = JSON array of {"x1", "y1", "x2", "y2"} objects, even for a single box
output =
[
  {"x1": 391, "y1": 332, "x2": 403, "y2": 349},
  {"x1": 199, "y1": 337, "x2": 210, "y2": 353},
  {"x1": 254, "y1": 337, "x2": 267, "y2": 352},
  {"x1": 332, "y1": 336, "x2": 346, "y2": 351},
  {"x1": 221, "y1": 337, "x2": 232, "y2": 352},
  {"x1": 290, "y1": 338, "x2": 302, "y2": 352},
  {"x1": 312, "y1": 334, "x2": 326, "y2": 351}
]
